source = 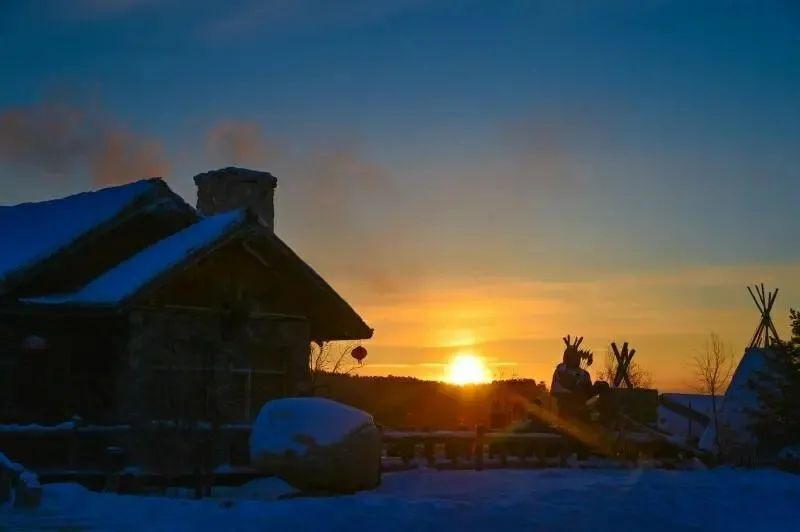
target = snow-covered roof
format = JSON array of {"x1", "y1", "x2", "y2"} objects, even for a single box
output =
[
  {"x1": 0, "y1": 178, "x2": 189, "y2": 292},
  {"x1": 3, "y1": 172, "x2": 372, "y2": 340},
  {"x1": 24, "y1": 210, "x2": 246, "y2": 307}
]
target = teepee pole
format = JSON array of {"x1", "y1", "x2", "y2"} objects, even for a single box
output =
[{"x1": 747, "y1": 285, "x2": 781, "y2": 349}]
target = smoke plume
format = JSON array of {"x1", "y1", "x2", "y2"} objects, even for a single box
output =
[
  {"x1": 205, "y1": 120, "x2": 281, "y2": 167},
  {"x1": 0, "y1": 99, "x2": 170, "y2": 185}
]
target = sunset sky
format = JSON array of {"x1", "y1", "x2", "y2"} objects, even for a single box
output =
[{"x1": 1, "y1": 1, "x2": 799, "y2": 390}]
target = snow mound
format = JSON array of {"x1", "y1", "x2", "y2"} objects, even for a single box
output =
[{"x1": 250, "y1": 398, "x2": 373, "y2": 456}]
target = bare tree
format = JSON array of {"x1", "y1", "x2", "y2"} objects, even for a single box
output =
[
  {"x1": 490, "y1": 365, "x2": 519, "y2": 382},
  {"x1": 693, "y1": 333, "x2": 734, "y2": 455},
  {"x1": 309, "y1": 341, "x2": 359, "y2": 391},
  {"x1": 598, "y1": 348, "x2": 652, "y2": 388}
]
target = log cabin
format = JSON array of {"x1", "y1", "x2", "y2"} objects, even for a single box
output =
[{"x1": 0, "y1": 167, "x2": 373, "y2": 427}]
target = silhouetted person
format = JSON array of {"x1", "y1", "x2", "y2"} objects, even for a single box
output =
[{"x1": 551, "y1": 346, "x2": 615, "y2": 422}]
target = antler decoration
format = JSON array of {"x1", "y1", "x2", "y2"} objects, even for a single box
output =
[
  {"x1": 562, "y1": 335, "x2": 584, "y2": 349},
  {"x1": 563, "y1": 335, "x2": 593, "y2": 367}
]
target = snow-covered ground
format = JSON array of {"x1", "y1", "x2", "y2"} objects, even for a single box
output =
[{"x1": 2, "y1": 468, "x2": 798, "y2": 531}]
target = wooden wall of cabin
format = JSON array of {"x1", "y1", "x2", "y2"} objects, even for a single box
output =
[
  {"x1": 145, "y1": 238, "x2": 308, "y2": 317},
  {"x1": 0, "y1": 311, "x2": 127, "y2": 424},
  {"x1": 122, "y1": 308, "x2": 310, "y2": 426}
]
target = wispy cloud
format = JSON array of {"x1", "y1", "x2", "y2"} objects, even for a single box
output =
[
  {"x1": 206, "y1": 0, "x2": 433, "y2": 37},
  {"x1": 205, "y1": 120, "x2": 282, "y2": 167},
  {"x1": 67, "y1": 0, "x2": 173, "y2": 19},
  {"x1": 0, "y1": 98, "x2": 170, "y2": 186}
]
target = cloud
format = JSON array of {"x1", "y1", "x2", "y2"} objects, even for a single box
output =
[
  {"x1": 285, "y1": 141, "x2": 414, "y2": 293},
  {"x1": 495, "y1": 103, "x2": 610, "y2": 196},
  {"x1": 202, "y1": 119, "x2": 414, "y2": 293},
  {"x1": 69, "y1": 0, "x2": 170, "y2": 18},
  {"x1": 206, "y1": 0, "x2": 432, "y2": 37},
  {"x1": 292, "y1": 142, "x2": 390, "y2": 214},
  {"x1": 0, "y1": 99, "x2": 170, "y2": 186},
  {"x1": 90, "y1": 129, "x2": 171, "y2": 185},
  {"x1": 205, "y1": 120, "x2": 281, "y2": 167},
  {"x1": 0, "y1": 101, "x2": 90, "y2": 176}
]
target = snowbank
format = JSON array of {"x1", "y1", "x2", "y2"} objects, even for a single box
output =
[
  {"x1": 2, "y1": 469, "x2": 799, "y2": 530},
  {"x1": 250, "y1": 397, "x2": 374, "y2": 456}
]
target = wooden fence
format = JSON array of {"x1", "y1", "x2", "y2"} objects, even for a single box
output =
[
  {"x1": 381, "y1": 426, "x2": 673, "y2": 471},
  {"x1": 0, "y1": 420, "x2": 675, "y2": 495}
]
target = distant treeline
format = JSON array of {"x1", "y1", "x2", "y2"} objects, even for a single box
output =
[{"x1": 312, "y1": 373, "x2": 549, "y2": 430}]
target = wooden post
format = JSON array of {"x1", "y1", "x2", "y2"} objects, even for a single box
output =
[
  {"x1": 14, "y1": 473, "x2": 42, "y2": 508},
  {"x1": 474, "y1": 426, "x2": 485, "y2": 471},
  {"x1": 68, "y1": 415, "x2": 82, "y2": 470},
  {"x1": 402, "y1": 442, "x2": 415, "y2": 466},
  {"x1": 424, "y1": 441, "x2": 435, "y2": 468},
  {"x1": 0, "y1": 468, "x2": 10, "y2": 504},
  {"x1": 534, "y1": 443, "x2": 545, "y2": 467}
]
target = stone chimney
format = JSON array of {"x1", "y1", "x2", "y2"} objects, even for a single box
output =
[{"x1": 193, "y1": 167, "x2": 278, "y2": 231}]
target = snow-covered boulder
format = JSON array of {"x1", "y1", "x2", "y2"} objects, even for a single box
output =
[{"x1": 249, "y1": 398, "x2": 381, "y2": 493}]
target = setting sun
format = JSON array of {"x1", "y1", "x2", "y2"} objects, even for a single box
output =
[{"x1": 444, "y1": 354, "x2": 492, "y2": 385}]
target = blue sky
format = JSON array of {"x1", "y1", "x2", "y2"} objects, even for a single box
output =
[{"x1": 1, "y1": 0, "x2": 799, "y2": 386}]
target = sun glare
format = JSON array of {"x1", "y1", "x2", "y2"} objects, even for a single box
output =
[{"x1": 445, "y1": 354, "x2": 491, "y2": 385}]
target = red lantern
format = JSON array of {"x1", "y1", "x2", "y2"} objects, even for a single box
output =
[{"x1": 351, "y1": 345, "x2": 367, "y2": 364}]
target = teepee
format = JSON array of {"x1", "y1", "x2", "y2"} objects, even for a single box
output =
[
  {"x1": 699, "y1": 285, "x2": 781, "y2": 461},
  {"x1": 747, "y1": 284, "x2": 780, "y2": 348}
]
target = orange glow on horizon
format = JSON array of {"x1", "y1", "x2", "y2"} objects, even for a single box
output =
[{"x1": 347, "y1": 262, "x2": 800, "y2": 392}]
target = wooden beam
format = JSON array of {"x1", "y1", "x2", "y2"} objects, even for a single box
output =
[{"x1": 747, "y1": 286, "x2": 763, "y2": 313}]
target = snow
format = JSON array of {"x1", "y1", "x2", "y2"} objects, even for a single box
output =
[
  {"x1": 1, "y1": 468, "x2": 799, "y2": 530},
  {"x1": 24, "y1": 209, "x2": 245, "y2": 306},
  {"x1": 250, "y1": 398, "x2": 373, "y2": 456},
  {"x1": 779, "y1": 445, "x2": 800, "y2": 462},
  {"x1": 0, "y1": 450, "x2": 24, "y2": 474},
  {"x1": 158, "y1": 477, "x2": 297, "y2": 501},
  {"x1": 0, "y1": 421, "x2": 76, "y2": 433},
  {"x1": 657, "y1": 393, "x2": 715, "y2": 441},
  {"x1": 0, "y1": 179, "x2": 158, "y2": 290},
  {"x1": 219, "y1": 477, "x2": 297, "y2": 500}
]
